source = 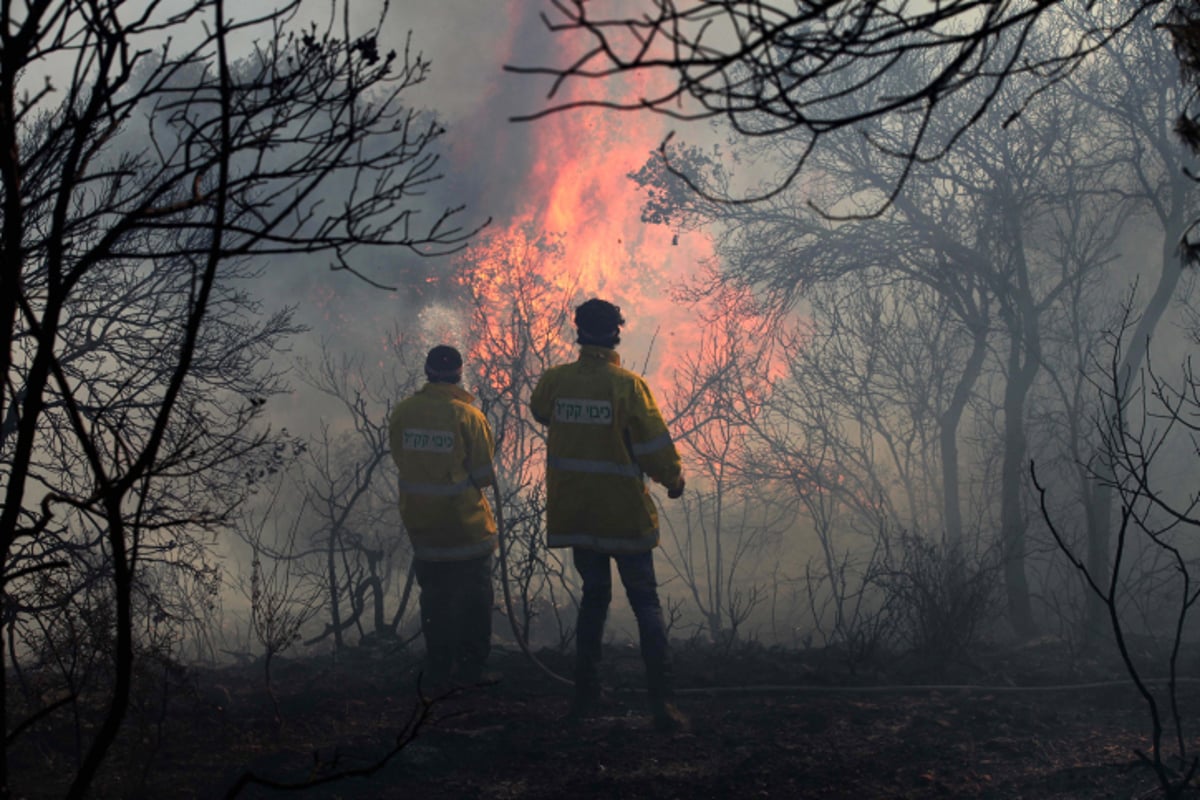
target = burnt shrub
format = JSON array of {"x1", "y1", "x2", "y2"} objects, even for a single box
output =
[{"x1": 873, "y1": 530, "x2": 999, "y2": 665}]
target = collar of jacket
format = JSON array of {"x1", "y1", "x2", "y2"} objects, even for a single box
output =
[
  {"x1": 419, "y1": 382, "x2": 475, "y2": 403},
  {"x1": 579, "y1": 345, "x2": 621, "y2": 367}
]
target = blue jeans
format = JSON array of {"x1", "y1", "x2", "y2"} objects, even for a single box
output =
[{"x1": 572, "y1": 548, "x2": 673, "y2": 699}]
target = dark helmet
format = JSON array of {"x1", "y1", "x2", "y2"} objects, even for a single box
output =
[
  {"x1": 574, "y1": 298, "x2": 625, "y2": 347},
  {"x1": 424, "y1": 344, "x2": 463, "y2": 383}
]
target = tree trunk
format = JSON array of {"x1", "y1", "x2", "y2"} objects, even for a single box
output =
[
  {"x1": 1085, "y1": 208, "x2": 1186, "y2": 644},
  {"x1": 67, "y1": 513, "x2": 134, "y2": 798},
  {"x1": 940, "y1": 321, "x2": 989, "y2": 548},
  {"x1": 327, "y1": 525, "x2": 344, "y2": 650},
  {"x1": 1001, "y1": 335, "x2": 1038, "y2": 639}
]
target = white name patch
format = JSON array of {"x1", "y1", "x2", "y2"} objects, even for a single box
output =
[
  {"x1": 555, "y1": 398, "x2": 613, "y2": 425},
  {"x1": 402, "y1": 428, "x2": 454, "y2": 453}
]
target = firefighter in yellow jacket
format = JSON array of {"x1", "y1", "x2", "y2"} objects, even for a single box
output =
[
  {"x1": 531, "y1": 299, "x2": 688, "y2": 731},
  {"x1": 389, "y1": 345, "x2": 497, "y2": 685}
]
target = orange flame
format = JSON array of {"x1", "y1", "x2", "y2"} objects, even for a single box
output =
[{"x1": 451, "y1": 21, "x2": 724, "y2": 401}]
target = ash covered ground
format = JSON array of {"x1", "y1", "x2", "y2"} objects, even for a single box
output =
[{"x1": 13, "y1": 636, "x2": 1200, "y2": 799}]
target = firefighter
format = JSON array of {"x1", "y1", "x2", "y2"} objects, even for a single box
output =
[
  {"x1": 388, "y1": 345, "x2": 498, "y2": 686},
  {"x1": 531, "y1": 299, "x2": 688, "y2": 731}
]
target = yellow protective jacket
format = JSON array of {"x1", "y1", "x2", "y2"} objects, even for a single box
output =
[
  {"x1": 388, "y1": 382, "x2": 497, "y2": 561},
  {"x1": 530, "y1": 345, "x2": 684, "y2": 554}
]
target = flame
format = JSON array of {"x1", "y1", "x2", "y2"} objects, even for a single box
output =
[
  {"x1": 280, "y1": 0, "x2": 789, "y2": 458},
  {"x1": 304, "y1": 2, "x2": 787, "y2": 434},
  {"x1": 449, "y1": 9, "x2": 732, "y2": 406}
]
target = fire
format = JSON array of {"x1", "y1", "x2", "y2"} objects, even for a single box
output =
[
  {"x1": 304, "y1": 2, "x2": 785, "y2": 431},
  {"x1": 451, "y1": 20, "x2": 723, "y2": 400}
]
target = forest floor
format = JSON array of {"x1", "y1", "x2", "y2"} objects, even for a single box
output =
[{"x1": 12, "y1": 635, "x2": 1200, "y2": 799}]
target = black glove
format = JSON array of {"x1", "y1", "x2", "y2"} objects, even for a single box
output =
[{"x1": 667, "y1": 479, "x2": 685, "y2": 499}]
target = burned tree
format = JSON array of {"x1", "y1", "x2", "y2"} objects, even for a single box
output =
[
  {"x1": 0, "y1": 1, "x2": 481, "y2": 796},
  {"x1": 293, "y1": 347, "x2": 418, "y2": 651},
  {"x1": 1034, "y1": 310, "x2": 1200, "y2": 796},
  {"x1": 658, "y1": 277, "x2": 788, "y2": 643},
  {"x1": 508, "y1": 0, "x2": 1161, "y2": 210},
  {"x1": 1056, "y1": 1, "x2": 1200, "y2": 644}
]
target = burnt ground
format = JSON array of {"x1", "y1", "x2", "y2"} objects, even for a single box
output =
[{"x1": 12, "y1": 637, "x2": 1200, "y2": 799}]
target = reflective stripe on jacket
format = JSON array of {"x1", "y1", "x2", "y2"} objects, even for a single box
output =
[
  {"x1": 530, "y1": 346, "x2": 683, "y2": 554},
  {"x1": 388, "y1": 382, "x2": 497, "y2": 561}
]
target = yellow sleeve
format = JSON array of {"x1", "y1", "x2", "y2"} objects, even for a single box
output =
[
  {"x1": 464, "y1": 407, "x2": 496, "y2": 488},
  {"x1": 530, "y1": 373, "x2": 553, "y2": 426},
  {"x1": 627, "y1": 378, "x2": 683, "y2": 490},
  {"x1": 386, "y1": 403, "x2": 406, "y2": 470}
]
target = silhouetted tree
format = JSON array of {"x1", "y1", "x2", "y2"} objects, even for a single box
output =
[
  {"x1": 659, "y1": 278, "x2": 788, "y2": 642},
  {"x1": 1034, "y1": 307, "x2": 1200, "y2": 796},
  {"x1": 0, "y1": 2, "x2": 481, "y2": 796},
  {"x1": 293, "y1": 345, "x2": 418, "y2": 650},
  {"x1": 1057, "y1": 1, "x2": 1199, "y2": 644},
  {"x1": 509, "y1": 0, "x2": 1161, "y2": 211}
]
